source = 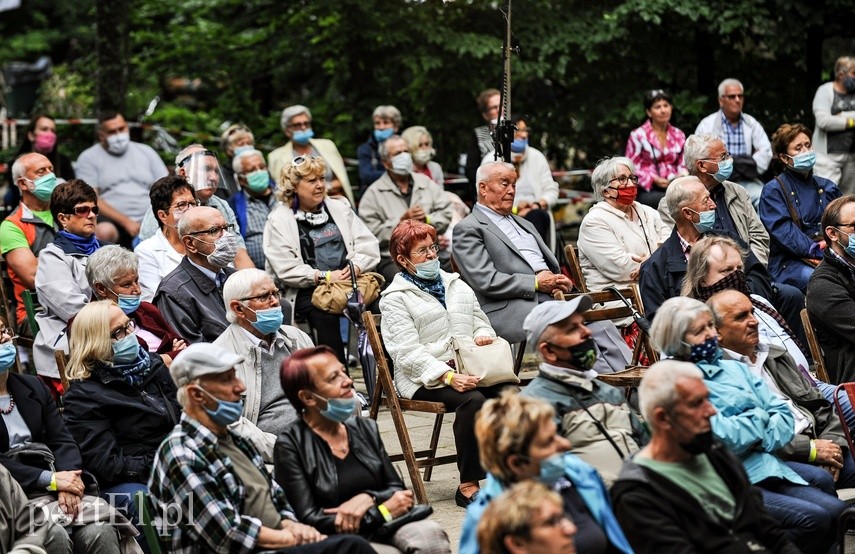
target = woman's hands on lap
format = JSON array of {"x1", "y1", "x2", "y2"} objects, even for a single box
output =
[
  {"x1": 474, "y1": 336, "x2": 493, "y2": 346},
  {"x1": 383, "y1": 490, "x2": 414, "y2": 517},
  {"x1": 324, "y1": 492, "x2": 375, "y2": 534}
]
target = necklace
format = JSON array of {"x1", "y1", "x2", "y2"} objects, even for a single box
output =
[
  {"x1": 309, "y1": 420, "x2": 349, "y2": 455},
  {"x1": 0, "y1": 393, "x2": 14, "y2": 415}
]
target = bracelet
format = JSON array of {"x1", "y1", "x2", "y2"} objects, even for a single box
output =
[
  {"x1": 48, "y1": 473, "x2": 57, "y2": 492},
  {"x1": 808, "y1": 440, "x2": 817, "y2": 463},
  {"x1": 444, "y1": 371, "x2": 455, "y2": 386},
  {"x1": 377, "y1": 503, "x2": 393, "y2": 522}
]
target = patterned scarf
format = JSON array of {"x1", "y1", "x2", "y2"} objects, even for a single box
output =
[
  {"x1": 694, "y1": 270, "x2": 807, "y2": 356},
  {"x1": 104, "y1": 346, "x2": 153, "y2": 387},
  {"x1": 401, "y1": 271, "x2": 446, "y2": 308}
]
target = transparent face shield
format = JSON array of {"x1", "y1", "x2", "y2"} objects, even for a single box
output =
[{"x1": 176, "y1": 149, "x2": 225, "y2": 198}]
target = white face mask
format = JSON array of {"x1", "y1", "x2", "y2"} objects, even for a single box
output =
[
  {"x1": 390, "y1": 152, "x2": 413, "y2": 176},
  {"x1": 106, "y1": 132, "x2": 131, "y2": 155},
  {"x1": 413, "y1": 148, "x2": 434, "y2": 165}
]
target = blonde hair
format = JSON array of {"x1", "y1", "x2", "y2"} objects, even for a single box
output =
[
  {"x1": 66, "y1": 301, "x2": 116, "y2": 380},
  {"x1": 478, "y1": 481, "x2": 565, "y2": 554},
  {"x1": 476, "y1": 391, "x2": 556, "y2": 484},
  {"x1": 275, "y1": 156, "x2": 328, "y2": 204}
]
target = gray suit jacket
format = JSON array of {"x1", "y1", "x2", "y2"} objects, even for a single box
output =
[{"x1": 452, "y1": 207, "x2": 559, "y2": 342}]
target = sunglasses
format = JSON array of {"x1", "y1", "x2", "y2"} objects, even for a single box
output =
[
  {"x1": 292, "y1": 155, "x2": 316, "y2": 167},
  {"x1": 65, "y1": 205, "x2": 99, "y2": 217},
  {"x1": 644, "y1": 89, "x2": 668, "y2": 102}
]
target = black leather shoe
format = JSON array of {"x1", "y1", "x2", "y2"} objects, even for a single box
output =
[{"x1": 455, "y1": 488, "x2": 478, "y2": 507}]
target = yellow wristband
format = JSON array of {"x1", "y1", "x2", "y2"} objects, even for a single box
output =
[
  {"x1": 849, "y1": 118, "x2": 855, "y2": 129},
  {"x1": 425, "y1": 215, "x2": 431, "y2": 225},
  {"x1": 48, "y1": 473, "x2": 57, "y2": 492},
  {"x1": 808, "y1": 440, "x2": 817, "y2": 463},
  {"x1": 512, "y1": 206, "x2": 519, "y2": 215},
  {"x1": 377, "y1": 503, "x2": 393, "y2": 522},
  {"x1": 534, "y1": 276, "x2": 539, "y2": 291},
  {"x1": 444, "y1": 371, "x2": 455, "y2": 386},
  {"x1": 325, "y1": 271, "x2": 331, "y2": 283}
]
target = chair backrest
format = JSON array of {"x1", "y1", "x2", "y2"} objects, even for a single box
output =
[
  {"x1": 362, "y1": 312, "x2": 395, "y2": 415},
  {"x1": 801, "y1": 309, "x2": 830, "y2": 383},
  {"x1": 54, "y1": 350, "x2": 70, "y2": 392},
  {"x1": 134, "y1": 490, "x2": 165, "y2": 554},
  {"x1": 563, "y1": 243, "x2": 588, "y2": 292},
  {"x1": 565, "y1": 284, "x2": 658, "y2": 365},
  {"x1": 21, "y1": 289, "x2": 40, "y2": 337}
]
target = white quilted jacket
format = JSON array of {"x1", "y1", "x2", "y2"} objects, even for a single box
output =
[{"x1": 379, "y1": 270, "x2": 496, "y2": 399}]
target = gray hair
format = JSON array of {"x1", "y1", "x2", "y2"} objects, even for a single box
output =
[
  {"x1": 717, "y1": 78, "x2": 743, "y2": 97},
  {"x1": 401, "y1": 126, "x2": 432, "y2": 151},
  {"x1": 706, "y1": 289, "x2": 750, "y2": 328},
  {"x1": 85, "y1": 245, "x2": 138, "y2": 291},
  {"x1": 665, "y1": 176, "x2": 705, "y2": 220},
  {"x1": 10, "y1": 153, "x2": 35, "y2": 184},
  {"x1": 372, "y1": 105, "x2": 402, "y2": 128},
  {"x1": 219, "y1": 124, "x2": 254, "y2": 152},
  {"x1": 681, "y1": 236, "x2": 747, "y2": 297},
  {"x1": 222, "y1": 268, "x2": 273, "y2": 323},
  {"x1": 177, "y1": 206, "x2": 217, "y2": 239},
  {"x1": 231, "y1": 148, "x2": 266, "y2": 174},
  {"x1": 475, "y1": 161, "x2": 514, "y2": 192},
  {"x1": 684, "y1": 134, "x2": 720, "y2": 176},
  {"x1": 378, "y1": 135, "x2": 406, "y2": 161},
  {"x1": 176, "y1": 379, "x2": 200, "y2": 408},
  {"x1": 175, "y1": 143, "x2": 206, "y2": 167},
  {"x1": 280, "y1": 105, "x2": 312, "y2": 130},
  {"x1": 638, "y1": 360, "x2": 704, "y2": 424},
  {"x1": 591, "y1": 157, "x2": 635, "y2": 201},
  {"x1": 650, "y1": 296, "x2": 711, "y2": 359}
]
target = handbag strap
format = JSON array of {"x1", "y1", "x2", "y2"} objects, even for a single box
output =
[
  {"x1": 775, "y1": 176, "x2": 804, "y2": 231},
  {"x1": 348, "y1": 260, "x2": 358, "y2": 292}
]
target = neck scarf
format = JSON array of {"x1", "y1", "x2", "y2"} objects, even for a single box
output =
[
  {"x1": 401, "y1": 271, "x2": 446, "y2": 308},
  {"x1": 57, "y1": 230, "x2": 101, "y2": 255},
  {"x1": 694, "y1": 269, "x2": 807, "y2": 356},
  {"x1": 104, "y1": 346, "x2": 153, "y2": 387}
]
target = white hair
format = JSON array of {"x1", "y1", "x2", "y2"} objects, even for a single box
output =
[
  {"x1": 11, "y1": 154, "x2": 31, "y2": 184},
  {"x1": 650, "y1": 296, "x2": 712, "y2": 359},
  {"x1": 378, "y1": 135, "x2": 406, "y2": 161},
  {"x1": 717, "y1": 78, "x2": 744, "y2": 97},
  {"x1": 664, "y1": 176, "x2": 705, "y2": 220},
  {"x1": 591, "y1": 157, "x2": 635, "y2": 201},
  {"x1": 475, "y1": 161, "x2": 514, "y2": 194},
  {"x1": 222, "y1": 268, "x2": 272, "y2": 323},
  {"x1": 372, "y1": 105, "x2": 402, "y2": 128},
  {"x1": 231, "y1": 149, "x2": 265, "y2": 174},
  {"x1": 175, "y1": 143, "x2": 206, "y2": 167},
  {"x1": 684, "y1": 135, "x2": 721, "y2": 176},
  {"x1": 280, "y1": 105, "x2": 312, "y2": 130},
  {"x1": 638, "y1": 360, "x2": 704, "y2": 424},
  {"x1": 85, "y1": 245, "x2": 138, "y2": 291}
]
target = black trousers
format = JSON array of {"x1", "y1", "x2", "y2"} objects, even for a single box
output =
[
  {"x1": 294, "y1": 288, "x2": 346, "y2": 363},
  {"x1": 266, "y1": 533, "x2": 374, "y2": 554},
  {"x1": 412, "y1": 382, "x2": 513, "y2": 483}
]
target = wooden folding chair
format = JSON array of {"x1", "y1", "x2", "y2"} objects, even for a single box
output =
[
  {"x1": 22, "y1": 289, "x2": 40, "y2": 338},
  {"x1": 563, "y1": 243, "x2": 588, "y2": 292},
  {"x1": 801, "y1": 308, "x2": 830, "y2": 383},
  {"x1": 54, "y1": 350, "x2": 70, "y2": 393},
  {"x1": 361, "y1": 312, "x2": 456, "y2": 504}
]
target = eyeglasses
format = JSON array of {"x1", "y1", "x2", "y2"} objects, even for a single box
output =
[
  {"x1": 722, "y1": 93, "x2": 744, "y2": 100},
  {"x1": 837, "y1": 222, "x2": 855, "y2": 230},
  {"x1": 170, "y1": 199, "x2": 200, "y2": 212},
  {"x1": 241, "y1": 290, "x2": 280, "y2": 303},
  {"x1": 292, "y1": 155, "x2": 316, "y2": 167},
  {"x1": 111, "y1": 320, "x2": 136, "y2": 341},
  {"x1": 65, "y1": 205, "x2": 99, "y2": 217},
  {"x1": 189, "y1": 224, "x2": 234, "y2": 238},
  {"x1": 287, "y1": 121, "x2": 311, "y2": 131},
  {"x1": 608, "y1": 175, "x2": 639, "y2": 186},
  {"x1": 410, "y1": 243, "x2": 440, "y2": 257},
  {"x1": 534, "y1": 513, "x2": 573, "y2": 530},
  {"x1": 702, "y1": 152, "x2": 732, "y2": 163}
]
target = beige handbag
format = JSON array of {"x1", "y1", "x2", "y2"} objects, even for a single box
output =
[{"x1": 451, "y1": 336, "x2": 520, "y2": 387}]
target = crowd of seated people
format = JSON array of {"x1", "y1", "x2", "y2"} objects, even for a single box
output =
[{"x1": 3, "y1": 58, "x2": 855, "y2": 553}]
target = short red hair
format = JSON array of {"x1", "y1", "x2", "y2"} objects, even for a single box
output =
[
  {"x1": 389, "y1": 220, "x2": 437, "y2": 269},
  {"x1": 280, "y1": 345, "x2": 337, "y2": 412}
]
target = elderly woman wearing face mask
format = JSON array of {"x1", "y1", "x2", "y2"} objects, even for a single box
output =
[
  {"x1": 217, "y1": 122, "x2": 255, "y2": 199},
  {"x1": 759, "y1": 123, "x2": 841, "y2": 292},
  {"x1": 402, "y1": 126, "x2": 444, "y2": 186}
]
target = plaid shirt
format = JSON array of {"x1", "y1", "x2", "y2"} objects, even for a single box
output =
[
  {"x1": 720, "y1": 111, "x2": 747, "y2": 157},
  {"x1": 148, "y1": 414, "x2": 296, "y2": 554},
  {"x1": 244, "y1": 193, "x2": 275, "y2": 270}
]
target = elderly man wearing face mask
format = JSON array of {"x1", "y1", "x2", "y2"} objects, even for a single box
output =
[
  {"x1": 154, "y1": 206, "x2": 239, "y2": 344},
  {"x1": 358, "y1": 135, "x2": 452, "y2": 284},
  {"x1": 227, "y1": 149, "x2": 276, "y2": 270},
  {"x1": 136, "y1": 144, "x2": 256, "y2": 269},
  {"x1": 75, "y1": 111, "x2": 168, "y2": 247}
]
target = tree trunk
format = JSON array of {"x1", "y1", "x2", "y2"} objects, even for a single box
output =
[{"x1": 95, "y1": 0, "x2": 130, "y2": 115}]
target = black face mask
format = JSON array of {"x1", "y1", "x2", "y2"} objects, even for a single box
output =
[
  {"x1": 678, "y1": 430, "x2": 714, "y2": 455},
  {"x1": 551, "y1": 338, "x2": 597, "y2": 370}
]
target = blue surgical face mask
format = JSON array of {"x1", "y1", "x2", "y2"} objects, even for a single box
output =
[
  {"x1": 688, "y1": 208, "x2": 716, "y2": 234},
  {"x1": 511, "y1": 138, "x2": 528, "y2": 153},
  {"x1": 0, "y1": 342, "x2": 17, "y2": 372},
  {"x1": 196, "y1": 386, "x2": 244, "y2": 427},
  {"x1": 27, "y1": 173, "x2": 58, "y2": 202},
  {"x1": 411, "y1": 258, "x2": 440, "y2": 280},
  {"x1": 838, "y1": 229, "x2": 855, "y2": 258},
  {"x1": 374, "y1": 128, "x2": 394, "y2": 143},
  {"x1": 245, "y1": 306, "x2": 283, "y2": 335},
  {"x1": 292, "y1": 128, "x2": 314, "y2": 145},
  {"x1": 110, "y1": 290, "x2": 141, "y2": 315},
  {"x1": 684, "y1": 336, "x2": 720, "y2": 365},
  {"x1": 245, "y1": 169, "x2": 271, "y2": 193},
  {"x1": 713, "y1": 158, "x2": 733, "y2": 183},
  {"x1": 232, "y1": 145, "x2": 253, "y2": 157},
  {"x1": 787, "y1": 151, "x2": 816, "y2": 174},
  {"x1": 112, "y1": 333, "x2": 140, "y2": 364},
  {"x1": 312, "y1": 392, "x2": 356, "y2": 423},
  {"x1": 538, "y1": 453, "x2": 566, "y2": 486}
]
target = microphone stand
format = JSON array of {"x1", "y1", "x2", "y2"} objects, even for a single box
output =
[
  {"x1": 604, "y1": 286, "x2": 651, "y2": 334},
  {"x1": 493, "y1": 0, "x2": 515, "y2": 163}
]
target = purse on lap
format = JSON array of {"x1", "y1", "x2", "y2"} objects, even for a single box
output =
[{"x1": 451, "y1": 336, "x2": 520, "y2": 387}]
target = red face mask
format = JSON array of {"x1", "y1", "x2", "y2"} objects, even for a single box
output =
[{"x1": 611, "y1": 186, "x2": 637, "y2": 206}]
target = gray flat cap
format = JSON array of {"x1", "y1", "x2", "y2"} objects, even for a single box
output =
[
  {"x1": 523, "y1": 296, "x2": 594, "y2": 345},
  {"x1": 170, "y1": 342, "x2": 245, "y2": 387}
]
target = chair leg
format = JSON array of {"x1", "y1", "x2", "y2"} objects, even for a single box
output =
[
  {"x1": 369, "y1": 375, "x2": 383, "y2": 419},
  {"x1": 513, "y1": 340, "x2": 527, "y2": 375},
  {"x1": 392, "y1": 408, "x2": 429, "y2": 503},
  {"x1": 422, "y1": 413, "x2": 444, "y2": 482}
]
